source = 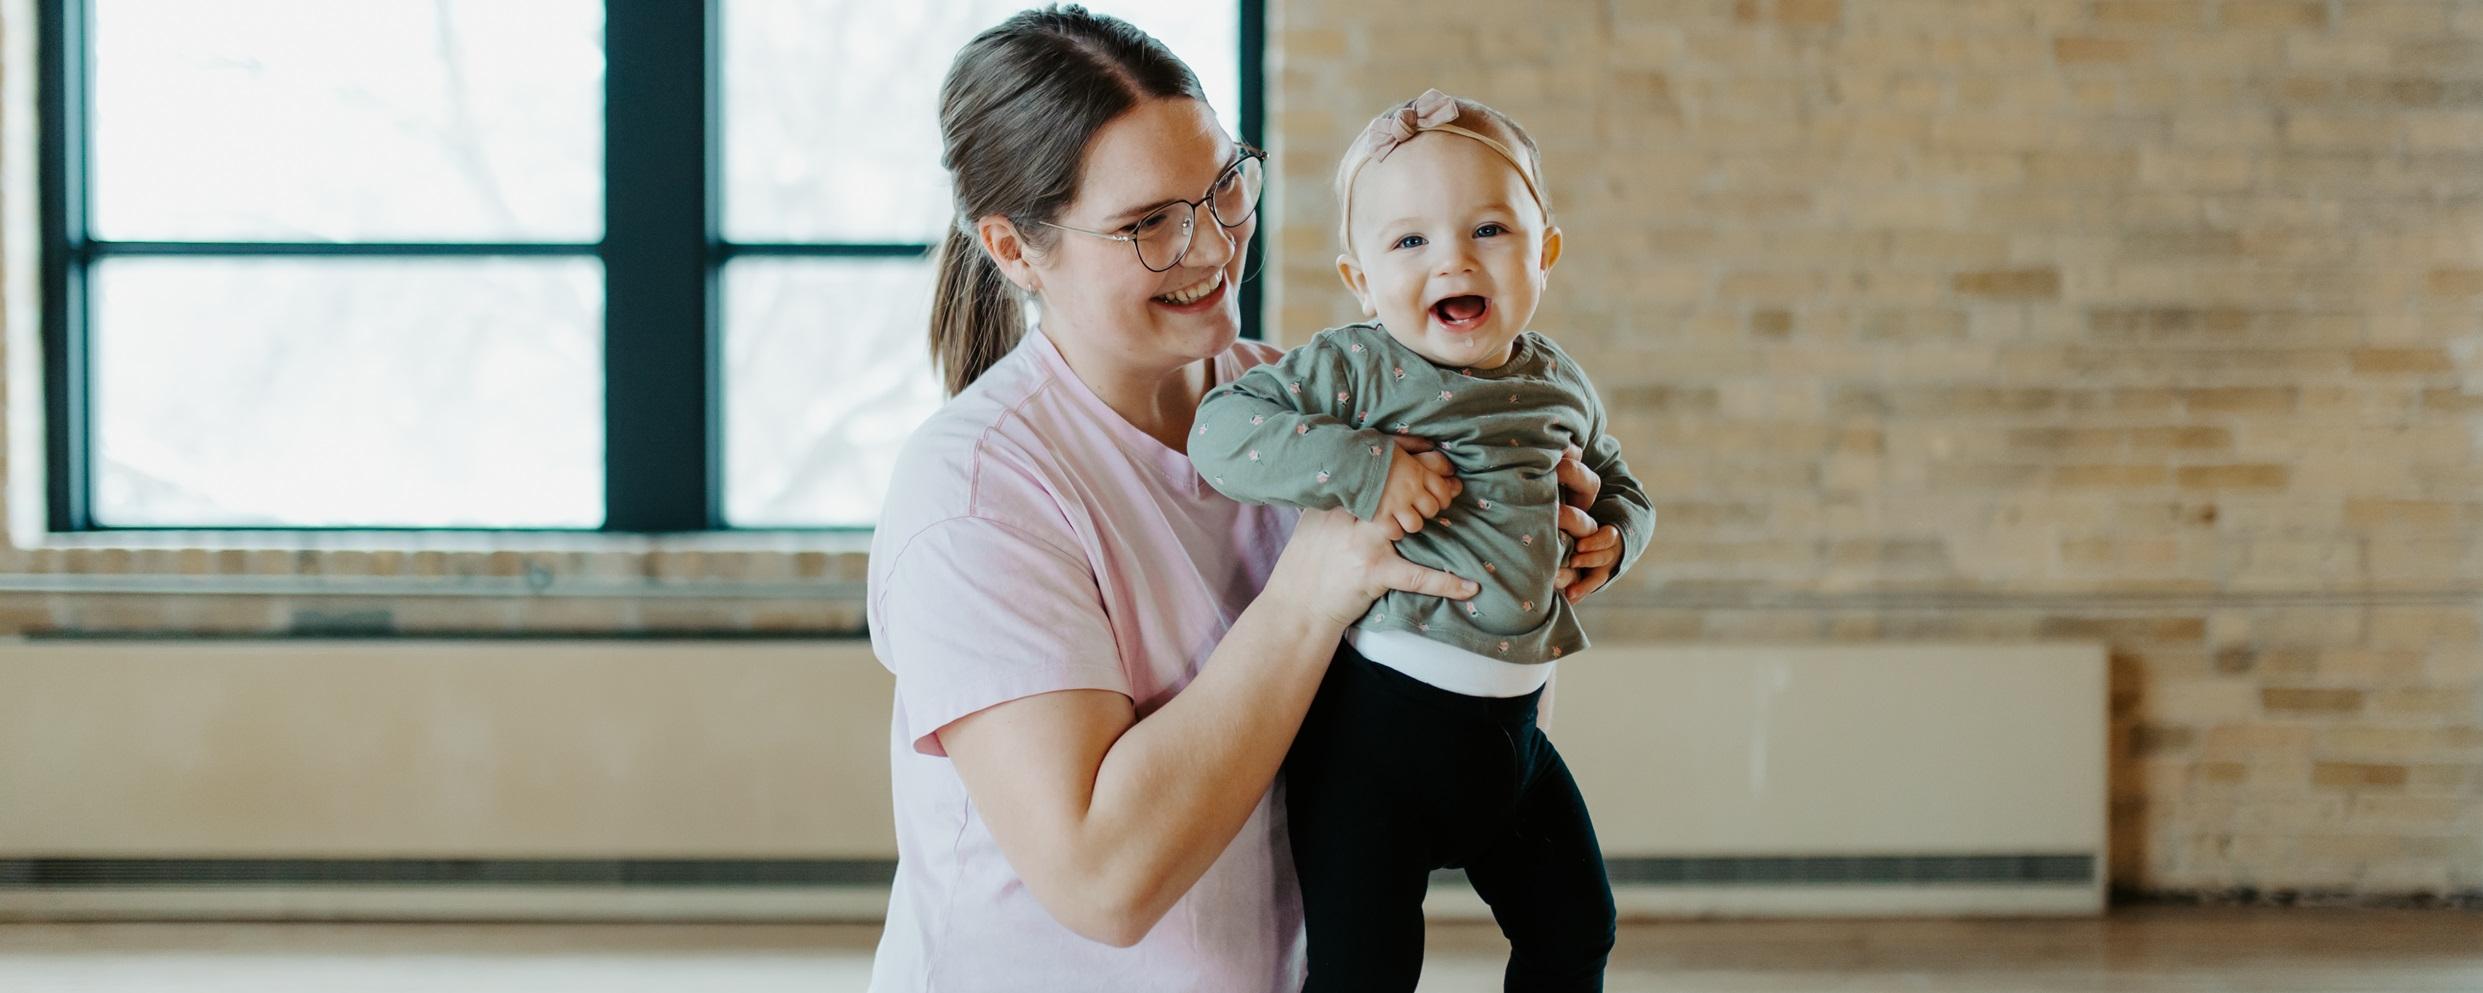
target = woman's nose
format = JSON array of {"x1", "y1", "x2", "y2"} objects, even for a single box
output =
[{"x1": 1184, "y1": 201, "x2": 1238, "y2": 269}]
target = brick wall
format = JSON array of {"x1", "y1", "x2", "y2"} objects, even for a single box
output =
[
  {"x1": 0, "y1": 0, "x2": 2473, "y2": 900},
  {"x1": 1267, "y1": 0, "x2": 2483, "y2": 897}
]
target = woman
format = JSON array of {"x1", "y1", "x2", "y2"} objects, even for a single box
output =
[{"x1": 865, "y1": 8, "x2": 1615, "y2": 990}]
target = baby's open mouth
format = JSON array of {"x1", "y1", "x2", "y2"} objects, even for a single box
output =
[{"x1": 1431, "y1": 295, "x2": 1490, "y2": 330}]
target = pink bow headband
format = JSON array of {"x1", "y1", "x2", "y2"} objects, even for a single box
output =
[{"x1": 1336, "y1": 89, "x2": 1549, "y2": 247}]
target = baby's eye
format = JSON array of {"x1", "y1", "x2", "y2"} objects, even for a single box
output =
[
  {"x1": 1391, "y1": 233, "x2": 1427, "y2": 250},
  {"x1": 1474, "y1": 223, "x2": 1507, "y2": 238}
]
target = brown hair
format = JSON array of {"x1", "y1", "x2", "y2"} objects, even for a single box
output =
[{"x1": 930, "y1": 5, "x2": 1207, "y2": 396}]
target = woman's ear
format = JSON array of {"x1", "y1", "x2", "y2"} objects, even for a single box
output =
[
  {"x1": 1335, "y1": 253, "x2": 1378, "y2": 318},
  {"x1": 975, "y1": 214, "x2": 1040, "y2": 294},
  {"x1": 1538, "y1": 225, "x2": 1564, "y2": 273}
]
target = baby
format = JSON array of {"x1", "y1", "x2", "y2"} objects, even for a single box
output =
[{"x1": 1188, "y1": 89, "x2": 1654, "y2": 992}]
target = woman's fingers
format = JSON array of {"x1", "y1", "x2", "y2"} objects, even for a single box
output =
[
  {"x1": 1390, "y1": 434, "x2": 1437, "y2": 454},
  {"x1": 1393, "y1": 509, "x2": 1425, "y2": 536},
  {"x1": 1382, "y1": 560, "x2": 1477, "y2": 600},
  {"x1": 1557, "y1": 503, "x2": 1597, "y2": 540},
  {"x1": 1564, "y1": 566, "x2": 1613, "y2": 603},
  {"x1": 1577, "y1": 524, "x2": 1621, "y2": 552},
  {"x1": 1413, "y1": 450, "x2": 1455, "y2": 476},
  {"x1": 1556, "y1": 445, "x2": 1598, "y2": 509}
]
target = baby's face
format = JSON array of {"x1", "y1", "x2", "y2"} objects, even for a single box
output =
[{"x1": 1338, "y1": 134, "x2": 1559, "y2": 370}]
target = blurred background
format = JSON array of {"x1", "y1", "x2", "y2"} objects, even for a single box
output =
[{"x1": 1, "y1": 0, "x2": 2478, "y2": 989}]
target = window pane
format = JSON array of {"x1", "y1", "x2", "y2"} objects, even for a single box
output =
[
  {"x1": 722, "y1": 0, "x2": 1239, "y2": 244},
  {"x1": 722, "y1": 257, "x2": 943, "y2": 528},
  {"x1": 90, "y1": 0, "x2": 604, "y2": 243},
  {"x1": 90, "y1": 257, "x2": 605, "y2": 528}
]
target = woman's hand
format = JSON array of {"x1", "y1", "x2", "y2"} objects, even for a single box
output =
[
  {"x1": 1268, "y1": 436, "x2": 1477, "y2": 631},
  {"x1": 1554, "y1": 445, "x2": 1623, "y2": 604}
]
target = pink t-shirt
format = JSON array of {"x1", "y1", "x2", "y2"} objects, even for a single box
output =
[{"x1": 865, "y1": 329, "x2": 1306, "y2": 993}]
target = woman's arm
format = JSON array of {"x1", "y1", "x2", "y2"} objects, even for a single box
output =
[{"x1": 935, "y1": 505, "x2": 1476, "y2": 947}]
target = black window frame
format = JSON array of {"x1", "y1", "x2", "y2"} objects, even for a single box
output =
[{"x1": 39, "y1": 0, "x2": 1266, "y2": 535}]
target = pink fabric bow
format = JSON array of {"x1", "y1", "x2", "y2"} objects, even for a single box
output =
[{"x1": 1355, "y1": 88, "x2": 1461, "y2": 166}]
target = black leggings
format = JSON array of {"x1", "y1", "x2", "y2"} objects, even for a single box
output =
[{"x1": 1283, "y1": 641, "x2": 1616, "y2": 993}]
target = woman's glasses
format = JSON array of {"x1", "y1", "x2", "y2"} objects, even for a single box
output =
[{"x1": 1042, "y1": 150, "x2": 1265, "y2": 273}]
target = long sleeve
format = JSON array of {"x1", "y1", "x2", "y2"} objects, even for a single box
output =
[
  {"x1": 1555, "y1": 350, "x2": 1657, "y2": 581},
  {"x1": 1189, "y1": 334, "x2": 1395, "y2": 521}
]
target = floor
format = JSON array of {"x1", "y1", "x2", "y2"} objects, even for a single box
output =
[{"x1": 1, "y1": 908, "x2": 2480, "y2": 991}]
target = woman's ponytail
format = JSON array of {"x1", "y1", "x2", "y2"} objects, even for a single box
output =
[
  {"x1": 931, "y1": 5, "x2": 1205, "y2": 395},
  {"x1": 929, "y1": 224, "x2": 1024, "y2": 398}
]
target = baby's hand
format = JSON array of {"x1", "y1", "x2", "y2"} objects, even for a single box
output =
[{"x1": 1376, "y1": 446, "x2": 1460, "y2": 537}]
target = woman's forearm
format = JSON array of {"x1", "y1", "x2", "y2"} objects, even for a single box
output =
[
  {"x1": 938, "y1": 509, "x2": 1467, "y2": 946},
  {"x1": 1073, "y1": 587, "x2": 1345, "y2": 937}
]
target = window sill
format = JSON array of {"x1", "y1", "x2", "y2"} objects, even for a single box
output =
[{"x1": 19, "y1": 528, "x2": 876, "y2": 557}]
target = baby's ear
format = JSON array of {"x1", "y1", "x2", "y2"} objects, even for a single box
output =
[
  {"x1": 1538, "y1": 225, "x2": 1564, "y2": 273},
  {"x1": 1336, "y1": 253, "x2": 1378, "y2": 318}
]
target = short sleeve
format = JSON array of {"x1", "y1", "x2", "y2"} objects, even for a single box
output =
[{"x1": 871, "y1": 516, "x2": 1130, "y2": 757}]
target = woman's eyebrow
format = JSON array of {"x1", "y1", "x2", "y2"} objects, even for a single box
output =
[{"x1": 1101, "y1": 148, "x2": 1245, "y2": 224}]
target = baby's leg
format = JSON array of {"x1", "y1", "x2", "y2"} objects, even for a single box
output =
[
  {"x1": 1460, "y1": 726, "x2": 1617, "y2": 993},
  {"x1": 1284, "y1": 652, "x2": 1433, "y2": 992},
  {"x1": 1286, "y1": 643, "x2": 1515, "y2": 993}
]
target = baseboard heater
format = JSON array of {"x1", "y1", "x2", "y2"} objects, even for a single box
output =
[{"x1": 0, "y1": 639, "x2": 2106, "y2": 920}]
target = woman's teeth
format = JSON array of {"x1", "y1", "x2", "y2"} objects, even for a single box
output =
[{"x1": 1154, "y1": 273, "x2": 1222, "y2": 306}]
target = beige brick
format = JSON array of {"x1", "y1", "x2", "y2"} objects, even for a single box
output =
[
  {"x1": 2406, "y1": 763, "x2": 2483, "y2": 793},
  {"x1": 2178, "y1": 387, "x2": 2299, "y2": 414},
  {"x1": 2167, "y1": 115, "x2": 2278, "y2": 149},
  {"x1": 1765, "y1": 0, "x2": 1844, "y2": 26},
  {"x1": 2201, "y1": 723, "x2": 2315, "y2": 759},
  {"x1": 2054, "y1": 464, "x2": 2173, "y2": 487},
  {"x1": 2012, "y1": 428, "x2": 2129, "y2": 450},
  {"x1": 2344, "y1": 499, "x2": 2480, "y2": 528},
  {"x1": 2322, "y1": 728, "x2": 2483, "y2": 761},
  {"x1": 2350, "y1": 348, "x2": 2456, "y2": 374},
  {"x1": 2128, "y1": 427, "x2": 2233, "y2": 450},
  {"x1": 2282, "y1": 114, "x2": 2404, "y2": 150},
  {"x1": 2090, "y1": 1, "x2": 2205, "y2": 26},
  {"x1": 2394, "y1": 38, "x2": 2483, "y2": 71},
  {"x1": 2262, "y1": 688, "x2": 2366, "y2": 714},
  {"x1": 2194, "y1": 761, "x2": 2249, "y2": 785},
  {"x1": 2313, "y1": 762, "x2": 2411, "y2": 789},
  {"x1": 2177, "y1": 464, "x2": 2292, "y2": 489},
  {"x1": 2311, "y1": 648, "x2": 2430, "y2": 682},
  {"x1": 1281, "y1": 27, "x2": 1350, "y2": 59},
  {"x1": 2055, "y1": 35, "x2": 2144, "y2": 63},
  {"x1": 1953, "y1": 268, "x2": 2064, "y2": 298},
  {"x1": 2368, "y1": 687, "x2": 2479, "y2": 721},
  {"x1": 2370, "y1": 607, "x2": 2483, "y2": 648},
  {"x1": 2332, "y1": 2, "x2": 2454, "y2": 35},
  {"x1": 2221, "y1": 1, "x2": 2330, "y2": 29},
  {"x1": 2406, "y1": 111, "x2": 2483, "y2": 152},
  {"x1": 2425, "y1": 269, "x2": 2483, "y2": 296}
]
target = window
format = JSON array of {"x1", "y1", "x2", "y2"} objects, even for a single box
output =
[{"x1": 41, "y1": 0, "x2": 1261, "y2": 533}]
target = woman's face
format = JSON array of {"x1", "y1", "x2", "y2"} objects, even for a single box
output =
[{"x1": 1022, "y1": 97, "x2": 1254, "y2": 372}]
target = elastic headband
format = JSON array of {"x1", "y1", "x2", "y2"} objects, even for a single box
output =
[{"x1": 1336, "y1": 88, "x2": 1549, "y2": 247}]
